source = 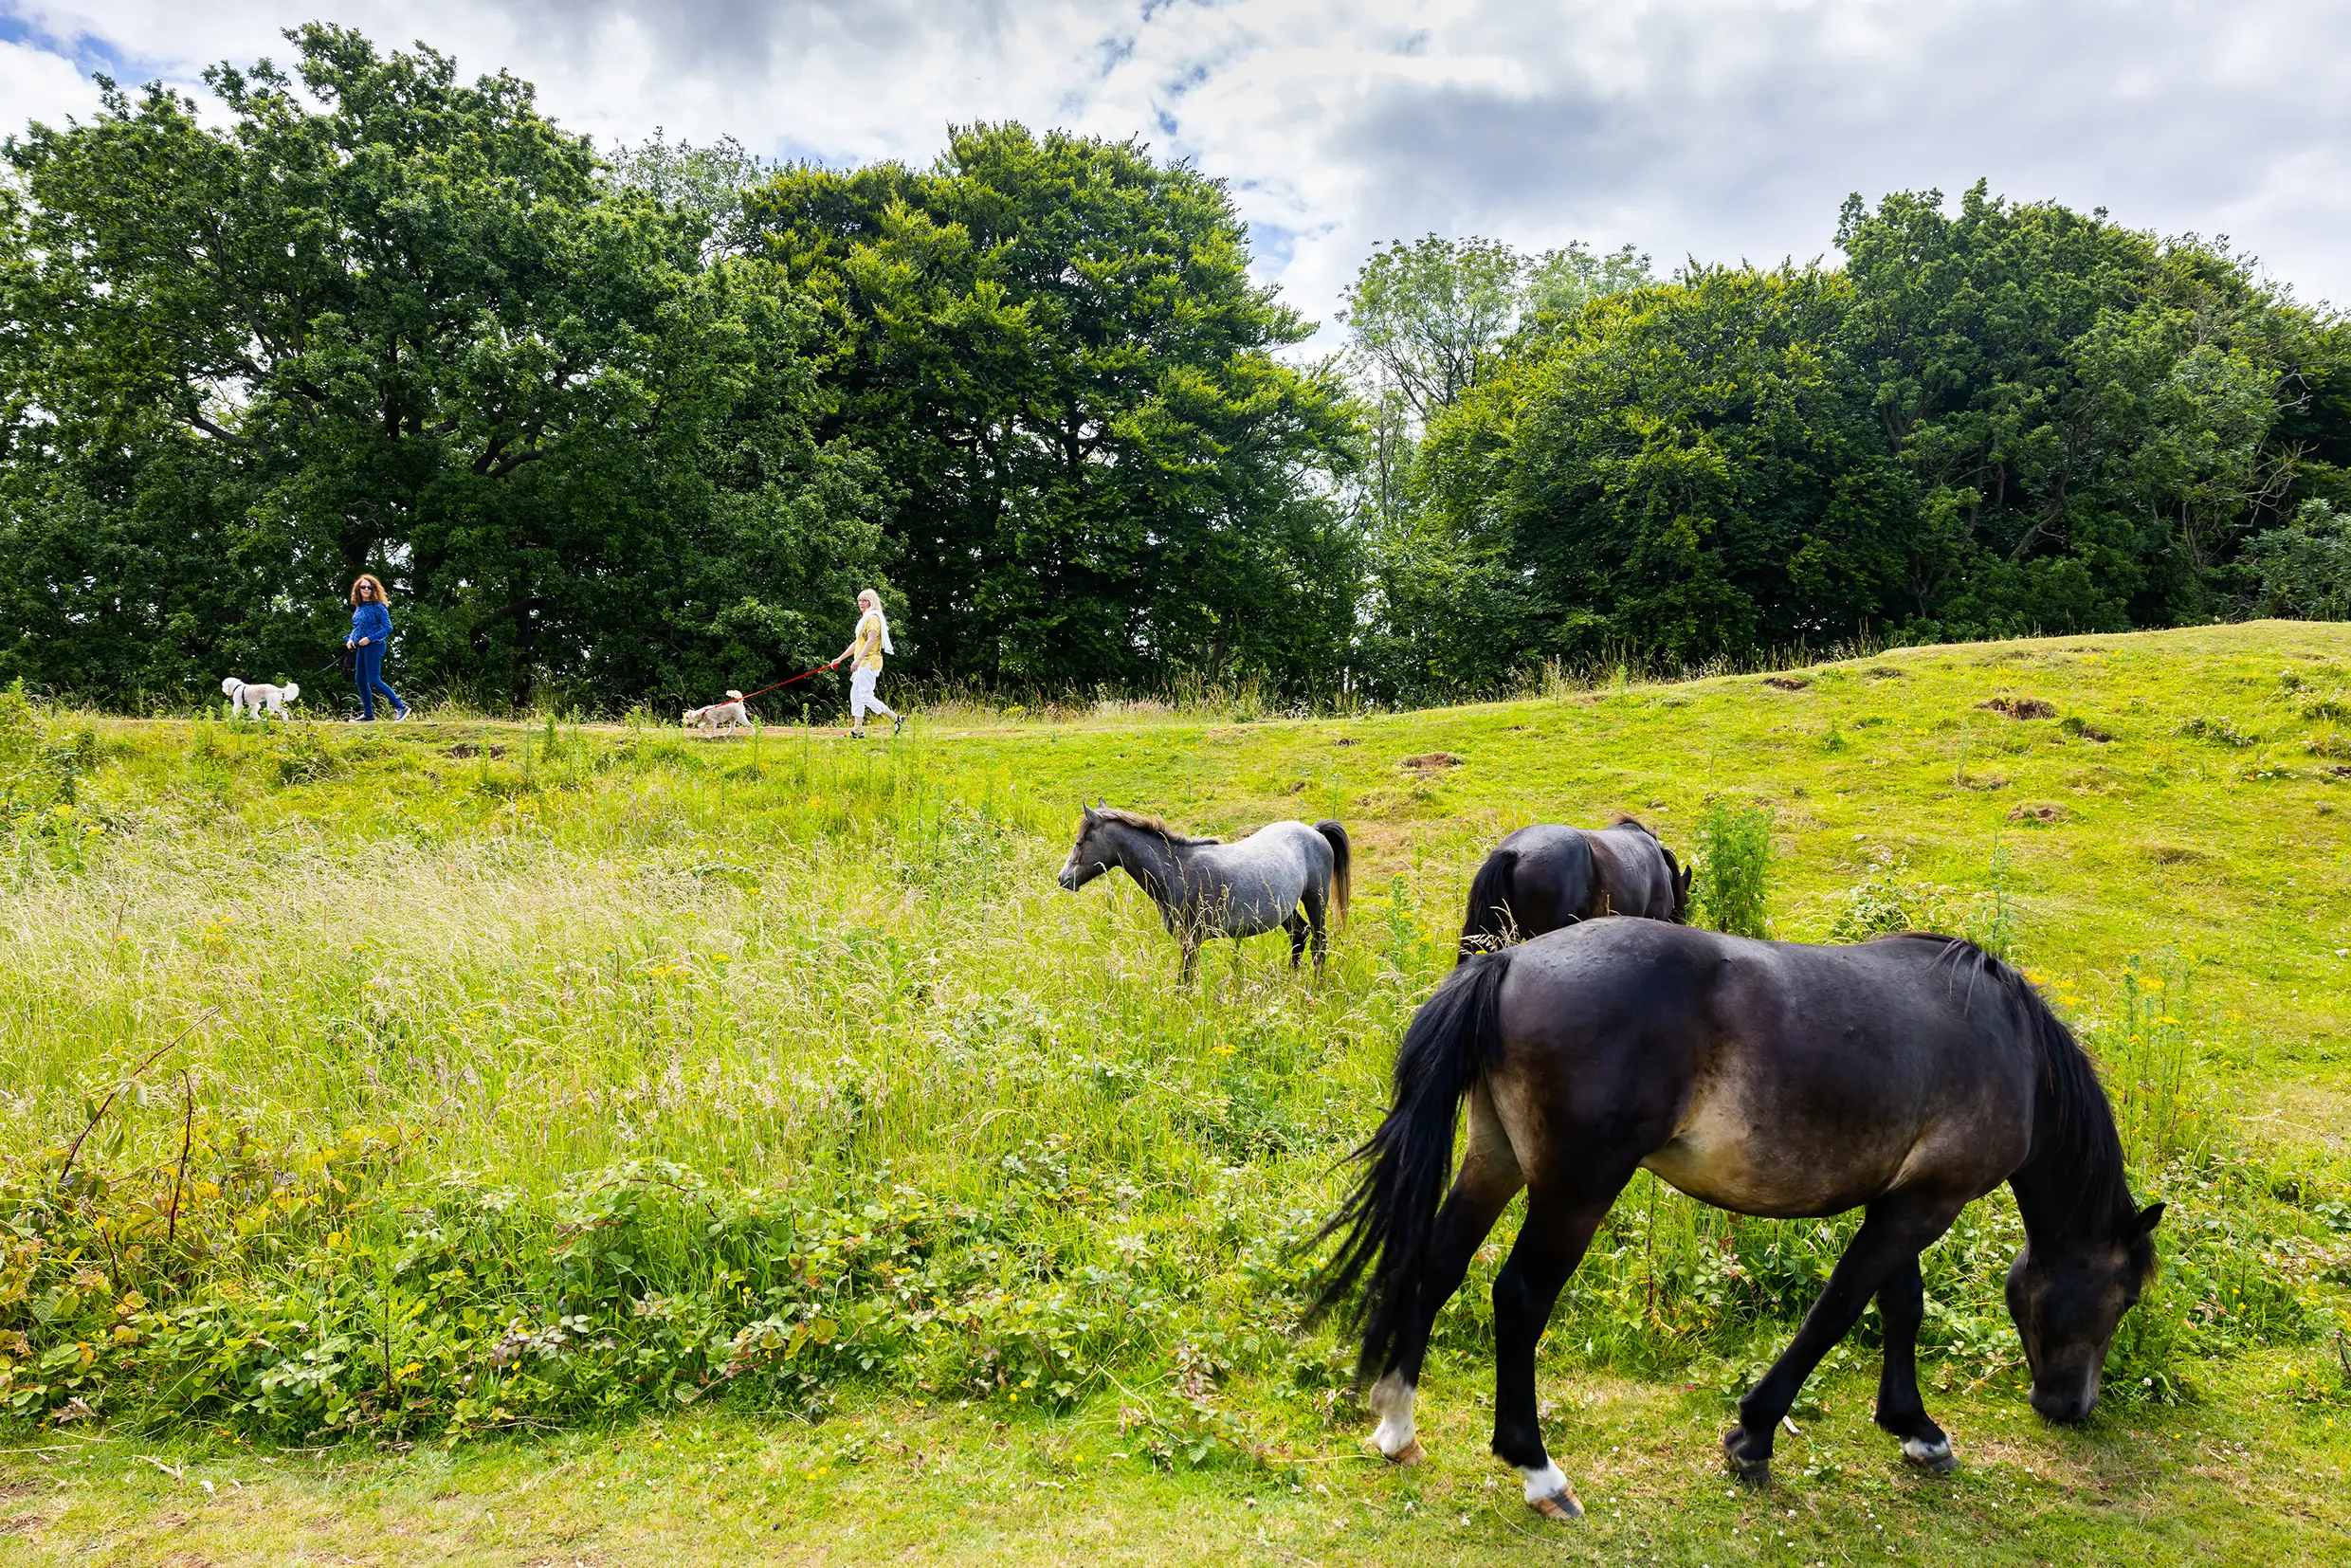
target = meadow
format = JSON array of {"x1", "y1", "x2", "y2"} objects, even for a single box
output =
[{"x1": 1, "y1": 621, "x2": 2348, "y2": 1565}]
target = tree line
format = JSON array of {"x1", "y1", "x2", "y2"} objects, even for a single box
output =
[
  {"x1": 1356, "y1": 191, "x2": 2351, "y2": 698},
  {"x1": 2, "y1": 25, "x2": 2346, "y2": 714}
]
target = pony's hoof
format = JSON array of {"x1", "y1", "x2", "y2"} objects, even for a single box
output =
[
  {"x1": 1384, "y1": 1438, "x2": 1426, "y2": 1467},
  {"x1": 1901, "y1": 1435, "x2": 1958, "y2": 1473},
  {"x1": 1722, "y1": 1428, "x2": 1771, "y2": 1486},
  {"x1": 1529, "y1": 1486, "x2": 1583, "y2": 1522}
]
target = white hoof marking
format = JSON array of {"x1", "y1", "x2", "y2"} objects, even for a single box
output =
[
  {"x1": 1520, "y1": 1461, "x2": 1570, "y2": 1505},
  {"x1": 1903, "y1": 1435, "x2": 1953, "y2": 1465},
  {"x1": 1367, "y1": 1373, "x2": 1417, "y2": 1459}
]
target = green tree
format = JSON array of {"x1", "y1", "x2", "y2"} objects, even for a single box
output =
[
  {"x1": 1401, "y1": 265, "x2": 1910, "y2": 690},
  {"x1": 1836, "y1": 183, "x2": 2328, "y2": 634},
  {"x1": 0, "y1": 25, "x2": 887, "y2": 711},
  {"x1": 747, "y1": 124, "x2": 1361, "y2": 694}
]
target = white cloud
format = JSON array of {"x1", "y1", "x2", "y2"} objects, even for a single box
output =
[
  {"x1": 7, "y1": 0, "x2": 2351, "y2": 336},
  {"x1": 0, "y1": 35, "x2": 101, "y2": 130}
]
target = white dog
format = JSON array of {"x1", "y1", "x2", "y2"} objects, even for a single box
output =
[
  {"x1": 221, "y1": 677, "x2": 301, "y2": 719},
  {"x1": 683, "y1": 690, "x2": 754, "y2": 732}
]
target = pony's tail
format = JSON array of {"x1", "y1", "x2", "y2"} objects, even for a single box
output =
[
  {"x1": 1314, "y1": 820, "x2": 1351, "y2": 925},
  {"x1": 1457, "y1": 846, "x2": 1519, "y2": 961},
  {"x1": 1310, "y1": 949, "x2": 1512, "y2": 1384},
  {"x1": 1663, "y1": 846, "x2": 1693, "y2": 923}
]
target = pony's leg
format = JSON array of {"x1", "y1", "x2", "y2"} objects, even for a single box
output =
[
  {"x1": 1370, "y1": 1086, "x2": 1524, "y2": 1467},
  {"x1": 1179, "y1": 937, "x2": 1200, "y2": 987},
  {"x1": 1303, "y1": 884, "x2": 1329, "y2": 974},
  {"x1": 1723, "y1": 1204, "x2": 1957, "y2": 1485},
  {"x1": 1489, "y1": 1177, "x2": 1629, "y2": 1520},
  {"x1": 1284, "y1": 911, "x2": 1308, "y2": 970},
  {"x1": 1871, "y1": 1254, "x2": 1955, "y2": 1469}
]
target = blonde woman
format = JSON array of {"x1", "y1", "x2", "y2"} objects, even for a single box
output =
[
  {"x1": 829, "y1": 589, "x2": 903, "y2": 738},
  {"x1": 344, "y1": 574, "x2": 410, "y2": 721}
]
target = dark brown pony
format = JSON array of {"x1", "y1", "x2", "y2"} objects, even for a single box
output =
[
  {"x1": 1315, "y1": 921, "x2": 2161, "y2": 1522},
  {"x1": 1457, "y1": 817, "x2": 1690, "y2": 960}
]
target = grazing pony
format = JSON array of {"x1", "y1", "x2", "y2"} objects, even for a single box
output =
[
  {"x1": 1458, "y1": 816, "x2": 1689, "y2": 959},
  {"x1": 1315, "y1": 921, "x2": 2160, "y2": 1521},
  {"x1": 1056, "y1": 805, "x2": 1350, "y2": 983}
]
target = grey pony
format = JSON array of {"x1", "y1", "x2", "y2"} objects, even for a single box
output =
[{"x1": 1056, "y1": 806, "x2": 1352, "y2": 983}]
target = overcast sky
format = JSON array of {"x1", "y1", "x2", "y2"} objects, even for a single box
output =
[{"x1": 7, "y1": 1, "x2": 2349, "y2": 346}]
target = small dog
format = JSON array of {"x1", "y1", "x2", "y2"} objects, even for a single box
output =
[
  {"x1": 221, "y1": 677, "x2": 301, "y2": 719},
  {"x1": 683, "y1": 690, "x2": 754, "y2": 732}
]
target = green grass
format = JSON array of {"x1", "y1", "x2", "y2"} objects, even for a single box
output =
[{"x1": 3, "y1": 622, "x2": 2350, "y2": 1563}]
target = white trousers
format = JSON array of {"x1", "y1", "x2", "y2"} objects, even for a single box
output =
[{"x1": 849, "y1": 665, "x2": 896, "y2": 721}]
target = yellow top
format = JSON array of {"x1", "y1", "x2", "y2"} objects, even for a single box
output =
[{"x1": 852, "y1": 610, "x2": 885, "y2": 671}]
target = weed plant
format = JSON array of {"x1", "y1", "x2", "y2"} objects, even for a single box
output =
[{"x1": 1693, "y1": 801, "x2": 1775, "y2": 938}]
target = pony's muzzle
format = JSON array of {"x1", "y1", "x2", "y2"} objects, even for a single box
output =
[{"x1": 2028, "y1": 1380, "x2": 2097, "y2": 1424}]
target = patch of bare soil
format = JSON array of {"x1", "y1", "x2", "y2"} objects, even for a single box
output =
[
  {"x1": 1399, "y1": 752, "x2": 1464, "y2": 770},
  {"x1": 1761, "y1": 675, "x2": 1811, "y2": 690},
  {"x1": 2008, "y1": 802, "x2": 2069, "y2": 824},
  {"x1": 1979, "y1": 695, "x2": 2058, "y2": 719}
]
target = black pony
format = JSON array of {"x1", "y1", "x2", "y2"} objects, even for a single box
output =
[
  {"x1": 1457, "y1": 817, "x2": 1690, "y2": 960},
  {"x1": 1316, "y1": 920, "x2": 2161, "y2": 1522}
]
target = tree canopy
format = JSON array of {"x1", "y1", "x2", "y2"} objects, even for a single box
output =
[
  {"x1": 1371, "y1": 185, "x2": 2351, "y2": 699},
  {"x1": 747, "y1": 125, "x2": 1362, "y2": 690},
  {"x1": 0, "y1": 31, "x2": 1360, "y2": 711}
]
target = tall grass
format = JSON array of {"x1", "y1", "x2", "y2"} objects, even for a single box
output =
[{"x1": 0, "y1": 696, "x2": 2338, "y2": 1446}]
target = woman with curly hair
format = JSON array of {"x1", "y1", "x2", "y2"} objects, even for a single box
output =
[{"x1": 345, "y1": 574, "x2": 411, "y2": 721}]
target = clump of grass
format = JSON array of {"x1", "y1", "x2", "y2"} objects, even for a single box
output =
[
  {"x1": 2178, "y1": 715, "x2": 2256, "y2": 746},
  {"x1": 1693, "y1": 802, "x2": 1774, "y2": 938}
]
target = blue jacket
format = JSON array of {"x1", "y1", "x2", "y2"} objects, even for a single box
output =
[{"x1": 349, "y1": 602, "x2": 392, "y2": 647}]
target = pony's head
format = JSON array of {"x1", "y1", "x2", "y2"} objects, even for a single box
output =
[
  {"x1": 1057, "y1": 805, "x2": 1114, "y2": 891},
  {"x1": 2005, "y1": 1201, "x2": 2162, "y2": 1423}
]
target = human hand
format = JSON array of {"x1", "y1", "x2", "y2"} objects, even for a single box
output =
[{"x1": 345, "y1": 640, "x2": 355, "y2": 649}]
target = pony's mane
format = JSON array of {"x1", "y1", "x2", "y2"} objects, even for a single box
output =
[
  {"x1": 1092, "y1": 806, "x2": 1221, "y2": 846},
  {"x1": 1882, "y1": 933, "x2": 2137, "y2": 1231},
  {"x1": 1605, "y1": 813, "x2": 1659, "y2": 838}
]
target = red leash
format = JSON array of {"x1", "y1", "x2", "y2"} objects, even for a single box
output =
[{"x1": 731, "y1": 661, "x2": 840, "y2": 706}]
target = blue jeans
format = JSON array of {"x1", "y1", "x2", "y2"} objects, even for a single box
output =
[{"x1": 354, "y1": 644, "x2": 405, "y2": 720}]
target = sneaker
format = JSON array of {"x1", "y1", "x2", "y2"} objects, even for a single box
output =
[
  {"x1": 848, "y1": 728, "x2": 866, "y2": 740},
  {"x1": 392, "y1": 707, "x2": 412, "y2": 721},
  {"x1": 891, "y1": 713, "x2": 906, "y2": 737}
]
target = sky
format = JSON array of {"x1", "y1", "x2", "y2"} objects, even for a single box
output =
[{"x1": 6, "y1": 0, "x2": 2350, "y2": 347}]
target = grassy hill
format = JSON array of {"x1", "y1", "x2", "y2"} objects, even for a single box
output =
[{"x1": 1, "y1": 622, "x2": 2347, "y2": 1565}]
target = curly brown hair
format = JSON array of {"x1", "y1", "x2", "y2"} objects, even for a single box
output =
[{"x1": 348, "y1": 574, "x2": 388, "y2": 608}]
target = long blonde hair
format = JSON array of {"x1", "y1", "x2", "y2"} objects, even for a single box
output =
[{"x1": 349, "y1": 574, "x2": 388, "y2": 608}]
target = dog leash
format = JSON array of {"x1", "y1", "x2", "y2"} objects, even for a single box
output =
[{"x1": 729, "y1": 662, "x2": 841, "y2": 705}]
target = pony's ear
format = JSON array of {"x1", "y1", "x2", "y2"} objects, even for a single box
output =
[{"x1": 2135, "y1": 1202, "x2": 2166, "y2": 1235}]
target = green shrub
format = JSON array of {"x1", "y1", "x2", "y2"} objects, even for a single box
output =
[
  {"x1": 1693, "y1": 802, "x2": 1773, "y2": 938},
  {"x1": 1826, "y1": 846, "x2": 2018, "y2": 958},
  {"x1": 2247, "y1": 500, "x2": 2351, "y2": 621}
]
